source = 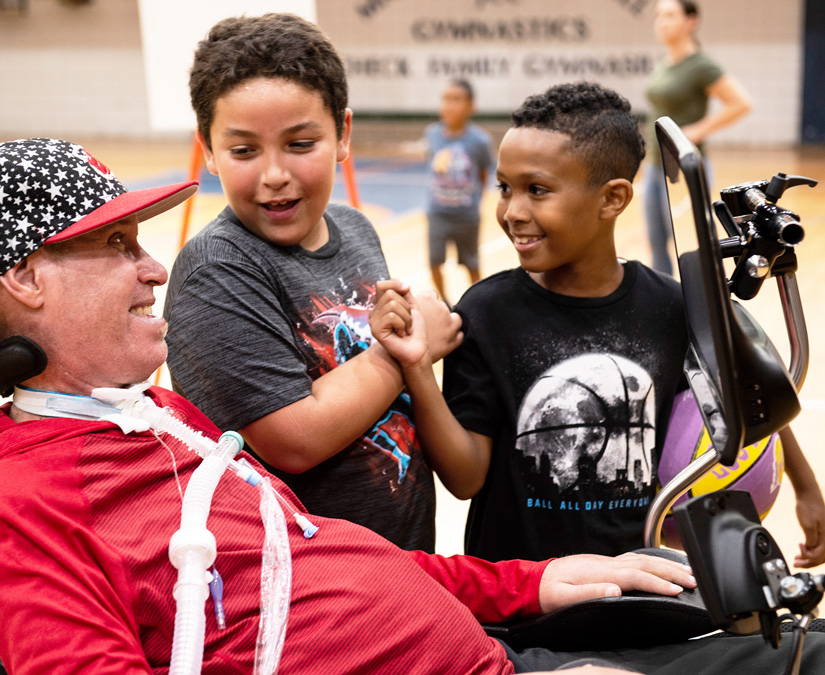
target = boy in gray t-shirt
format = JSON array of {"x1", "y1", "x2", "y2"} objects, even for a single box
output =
[
  {"x1": 425, "y1": 79, "x2": 494, "y2": 303},
  {"x1": 164, "y1": 14, "x2": 462, "y2": 551}
]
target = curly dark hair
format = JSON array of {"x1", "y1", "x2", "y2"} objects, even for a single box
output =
[
  {"x1": 190, "y1": 13, "x2": 348, "y2": 148},
  {"x1": 511, "y1": 82, "x2": 645, "y2": 185}
]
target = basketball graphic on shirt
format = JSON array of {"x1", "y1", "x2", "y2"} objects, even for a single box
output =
[{"x1": 516, "y1": 353, "x2": 655, "y2": 496}]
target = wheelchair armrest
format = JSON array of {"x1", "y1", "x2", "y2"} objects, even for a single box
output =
[{"x1": 484, "y1": 548, "x2": 715, "y2": 651}]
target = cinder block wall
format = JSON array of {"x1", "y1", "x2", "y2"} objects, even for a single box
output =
[{"x1": 0, "y1": 0, "x2": 150, "y2": 137}]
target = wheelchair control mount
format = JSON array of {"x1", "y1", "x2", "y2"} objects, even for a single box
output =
[
  {"x1": 652, "y1": 117, "x2": 821, "y2": 675},
  {"x1": 714, "y1": 173, "x2": 817, "y2": 301},
  {"x1": 675, "y1": 490, "x2": 824, "y2": 675}
]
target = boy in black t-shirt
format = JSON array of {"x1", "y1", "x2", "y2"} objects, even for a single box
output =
[{"x1": 371, "y1": 82, "x2": 825, "y2": 564}]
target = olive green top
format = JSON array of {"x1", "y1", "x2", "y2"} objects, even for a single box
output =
[{"x1": 645, "y1": 51, "x2": 724, "y2": 162}]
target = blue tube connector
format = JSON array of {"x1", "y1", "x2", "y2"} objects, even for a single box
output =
[{"x1": 294, "y1": 513, "x2": 319, "y2": 538}]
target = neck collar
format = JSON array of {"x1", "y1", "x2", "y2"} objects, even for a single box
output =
[{"x1": 13, "y1": 383, "x2": 153, "y2": 433}]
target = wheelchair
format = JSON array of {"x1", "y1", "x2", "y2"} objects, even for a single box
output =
[{"x1": 0, "y1": 118, "x2": 822, "y2": 674}]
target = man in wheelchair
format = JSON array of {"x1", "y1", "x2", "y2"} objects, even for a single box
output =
[{"x1": 0, "y1": 139, "x2": 823, "y2": 674}]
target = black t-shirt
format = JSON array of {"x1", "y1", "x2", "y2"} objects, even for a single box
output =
[{"x1": 444, "y1": 262, "x2": 688, "y2": 561}]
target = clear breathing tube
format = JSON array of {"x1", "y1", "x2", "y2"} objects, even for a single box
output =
[{"x1": 90, "y1": 386, "x2": 314, "y2": 674}]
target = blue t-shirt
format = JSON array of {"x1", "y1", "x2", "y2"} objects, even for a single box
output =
[{"x1": 425, "y1": 122, "x2": 494, "y2": 220}]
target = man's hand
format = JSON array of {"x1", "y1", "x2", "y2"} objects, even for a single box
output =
[
  {"x1": 680, "y1": 123, "x2": 704, "y2": 146},
  {"x1": 538, "y1": 552, "x2": 696, "y2": 614},
  {"x1": 413, "y1": 289, "x2": 463, "y2": 362}
]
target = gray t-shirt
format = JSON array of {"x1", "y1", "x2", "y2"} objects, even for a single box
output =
[
  {"x1": 163, "y1": 203, "x2": 435, "y2": 550},
  {"x1": 425, "y1": 122, "x2": 494, "y2": 220}
]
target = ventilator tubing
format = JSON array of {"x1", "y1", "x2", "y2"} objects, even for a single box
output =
[
  {"x1": 142, "y1": 404, "x2": 260, "y2": 486},
  {"x1": 142, "y1": 402, "x2": 217, "y2": 458},
  {"x1": 92, "y1": 387, "x2": 289, "y2": 673},
  {"x1": 168, "y1": 433, "x2": 241, "y2": 675}
]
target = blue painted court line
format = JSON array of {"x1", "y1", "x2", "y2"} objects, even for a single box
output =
[{"x1": 128, "y1": 158, "x2": 433, "y2": 217}]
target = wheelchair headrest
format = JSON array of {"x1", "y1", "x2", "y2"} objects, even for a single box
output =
[{"x1": 0, "y1": 336, "x2": 47, "y2": 397}]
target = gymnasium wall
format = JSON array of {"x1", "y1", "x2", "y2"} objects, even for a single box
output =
[
  {"x1": 319, "y1": 0, "x2": 804, "y2": 146},
  {"x1": 0, "y1": 0, "x2": 151, "y2": 136},
  {"x1": 0, "y1": 0, "x2": 807, "y2": 145}
]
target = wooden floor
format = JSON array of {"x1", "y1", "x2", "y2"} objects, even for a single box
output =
[{"x1": 73, "y1": 137, "x2": 825, "y2": 570}]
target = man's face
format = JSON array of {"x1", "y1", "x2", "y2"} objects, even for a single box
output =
[
  {"x1": 34, "y1": 217, "x2": 169, "y2": 392},
  {"x1": 203, "y1": 76, "x2": 352, "y2": 251}
]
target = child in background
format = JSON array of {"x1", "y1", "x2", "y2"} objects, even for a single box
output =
[
  {"x1": 164, "y1": 13, "x2": 462, "y2": 552},
  {"x1": 371, "y1": 82, "x2": 825, "y2": 565},
  {"x1": 425, "y1": 79, "x2": 494, "y2": 303}
]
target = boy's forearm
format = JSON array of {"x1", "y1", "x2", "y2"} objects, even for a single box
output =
[
  {"x1": 403, "y1": 360, "x2": 491, "y2": 499},
  {"x1": 780, "y1": 426, "x2": 822, "y2": 495},
  {"x1": 241, "y1": 343, "x2": 405, "y2": 472}
]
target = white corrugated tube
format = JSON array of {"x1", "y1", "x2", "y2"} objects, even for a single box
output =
[
  {"x1": 90, "y1": 386, "x2": 294, "y2": 673},
  {"x1": 168, "y1": 432, "x2": 242, "y2": 675}
]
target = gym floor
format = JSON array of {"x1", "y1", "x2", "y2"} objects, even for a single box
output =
[{"x1": 65, "y1": 131, "x2": 825, "y2": 568}]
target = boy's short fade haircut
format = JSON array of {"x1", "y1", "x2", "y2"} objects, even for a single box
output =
[
  {"x1": 190, "y1": 13, "x2": 348, "y2": 147},
  {"x1": 511, "y1": 82, "x2": 645, "y2": 185}
]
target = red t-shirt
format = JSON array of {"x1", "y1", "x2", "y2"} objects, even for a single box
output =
[{"x1": 0, "y1": 388, "x2": 547, "y2": 673}]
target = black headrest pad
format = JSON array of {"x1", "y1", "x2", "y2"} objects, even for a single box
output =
[{"x1": 0, "y1": 336, "x2": 47, "y2": 397}]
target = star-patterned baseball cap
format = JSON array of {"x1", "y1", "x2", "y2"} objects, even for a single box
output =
[{"x1": 0, "y1": 138, "x2": 198, "y2": 275}]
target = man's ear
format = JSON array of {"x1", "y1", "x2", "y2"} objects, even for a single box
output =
[
  {"x1": 196, "y1": 131, "x2": 218, "y2": 176},
  {"x1": 0, "y1": 256, "x2": 46, "y2": 310},
  {"x1": 336, "y1": 108, "x2": 353, "y2": 163},
  {"x1": 599, "y1": 178, "x2": 634, "y2": 220}
]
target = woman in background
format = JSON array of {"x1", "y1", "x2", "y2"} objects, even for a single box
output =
[{"x1": 643, "y1": 0, "x2": 751, "y2": 275}]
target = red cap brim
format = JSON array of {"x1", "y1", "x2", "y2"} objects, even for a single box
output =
[{"x1": 46, "y1": 180, "x2": 198, "y2": 244}]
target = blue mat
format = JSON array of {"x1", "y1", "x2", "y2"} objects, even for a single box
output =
[{"x1": 128, "y1": 157, "x2": 435, "y2": 217}]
